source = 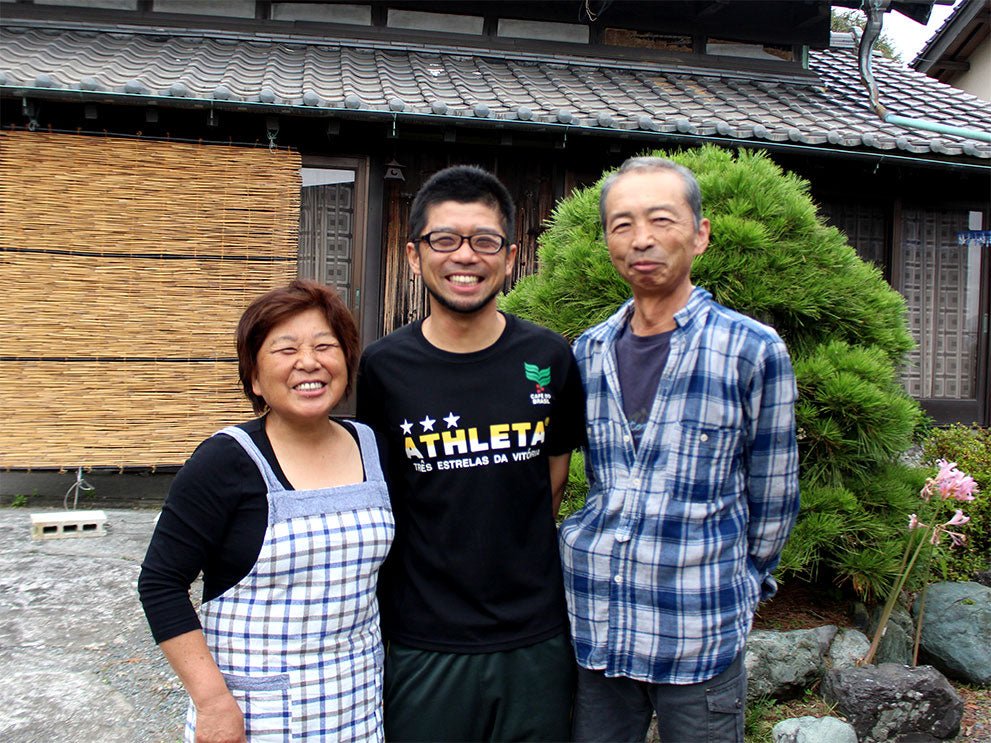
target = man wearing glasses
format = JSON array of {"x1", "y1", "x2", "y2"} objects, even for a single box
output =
[{"x1": 357, "y1": 165, "x2": 584, "y2": 742}]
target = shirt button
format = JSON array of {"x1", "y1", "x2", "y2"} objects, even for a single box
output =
[
  {"x1": 623, "y1": 435, "x2": 630, "y2": 442},
  {"x1": 631, "y1": 478, "x2": 641, "y2": 487},
  {"x1": 700, "y1": 433, "x2": 709, "y2": 442},
  {"x1": 613, "y1": 575, "x2": 623, "y2": 584}
]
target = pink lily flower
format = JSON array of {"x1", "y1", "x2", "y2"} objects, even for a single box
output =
[
  {"x1": 943, "y1": 510, "x2": 970, "y2": 527},
  {"x1": 927, "y1": 459, "x2": 979, "y2": 502},
  {"x1": 944, "y1": 530, "x2": 967, "y2": 548}
]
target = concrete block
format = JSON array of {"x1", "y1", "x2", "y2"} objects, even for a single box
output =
[{"x1": 31, "y1": 511, "x2": 107, "y2": 540}]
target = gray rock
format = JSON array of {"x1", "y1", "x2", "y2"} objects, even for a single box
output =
[
  {"x1": 822, "y1": 663, "x2": 962, "y2": 742},
  {"x1": 772, "y1": 716, "x2": 858, "y2": 743},
  {"x1": 746, "y1": 628, "x2": 830, "y2": 702},
  {"x1": 812, "y1": 625, "x2": 839, "y2": 654},
  {"x1": 852, "y1": 602, "x2": 871, "y2": 633},
  {"x1": 827, "y1": 628, "x2": 871, "y2": 670},
  {"x1": 913, "y1": 581, "x2": 991, "y2": 685},
  {"x1": 867, "y1": 603, "x2": 914, "y2": 665},
  {"x1": 645, "y1": 715, "x2": 659, "y2": 743}
]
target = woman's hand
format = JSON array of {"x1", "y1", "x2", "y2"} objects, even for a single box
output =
[
  {"x1": 158, "y1": 630, "x2": 247, "y2": 743},
  {"x1": 194, "y1": 691, "x2": 246, "y2": 743}
]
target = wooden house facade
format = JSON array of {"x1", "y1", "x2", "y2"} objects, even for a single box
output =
[{"x1": 1, "y1": 0, "x2": 989, "y2": 469}]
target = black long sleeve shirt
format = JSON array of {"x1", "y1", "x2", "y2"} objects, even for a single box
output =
[{"x1": 137, "y1": 417, "x2": 382, "y2": 644}]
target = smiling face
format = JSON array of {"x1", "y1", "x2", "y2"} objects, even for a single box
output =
[
  {"x1": 603, "y1": 168, "x2": 710, "y2": 304},
  {"x1": 250, "y1": 307, "x2": 348, "y2": 426},
  {"x1": 406, "y1": 200, "x2": 518, "y2": 317}
]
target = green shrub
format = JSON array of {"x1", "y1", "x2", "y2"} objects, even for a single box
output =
[
  {"x1": 558, "y1": 452, "x2": 589, "y2": 522},
  {"x1": 505, "y1": 145, "x2": 926, "y2": 601},
  {"x1": 920, "y1": 425, "x2": 991, "y2": 580},
  {"x1": 794, "y1": 341, "x2": 921, "y2": 486},
  {"x1": 777, "y1": 465, "x2": 927, "y2": 602},
  {"x1": 503, "y1": 146, "x2": 913, "y2": 363}
]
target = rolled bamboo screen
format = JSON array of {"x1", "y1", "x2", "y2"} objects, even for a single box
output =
[{"x1": 0, "y1": 131, "x2": 301, "y2": 468}]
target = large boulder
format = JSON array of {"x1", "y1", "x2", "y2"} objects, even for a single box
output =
[
  {"x1": 746, "y1": 627, "x2": 835, "y2": 702},
  {"x1": 822, "y1": 663, "x2": 962, "y2": 742},
  {"x1": 826, "y1": 628, "x2": 871, "y2": 671},
  {"x1": 913, "y1": 581, "x2": 991, "y2": 686},
  {"x1": 865, "y1": 604, "x2": 914, "y2": 666},
  {"x1": 772, "y1": 716, "x2": 858, "y2": 743}
]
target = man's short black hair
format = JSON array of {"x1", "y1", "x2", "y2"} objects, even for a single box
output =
[{"x1": 408, "y1": 165, "x2": 516, "y2": 245}]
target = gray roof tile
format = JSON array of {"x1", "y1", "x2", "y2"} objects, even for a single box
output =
[{"x1": 2, "y1": 23, "x2": 989, "y2": 159}]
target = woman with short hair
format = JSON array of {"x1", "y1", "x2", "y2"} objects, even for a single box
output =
[{"x1": 139, "y1": 280, "x2": 393, "y2": 742}]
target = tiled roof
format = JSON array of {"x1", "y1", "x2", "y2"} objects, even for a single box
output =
[{"x1": 2, "y1": 23, "x2": 990, "y2": 160}]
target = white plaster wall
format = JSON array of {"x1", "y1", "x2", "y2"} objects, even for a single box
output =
[
  {"x1": 953, "y1": 35, "x2": 991, "y2": 101},
  {"x1": 388, "y1": 9, "x2": 483, "y2": 35},
  {"x1": 33, "y1": 0, "x2": 137, "y2": 7},
  {"x1": 152, "y1": 1, "x2": 254, "y2": 18},
  {"x1": 498, "y1": 18, "x2": 589, "y2": 44},
  {"x1": 272, "y1": 3, "x2": 371, "y2": 25}
]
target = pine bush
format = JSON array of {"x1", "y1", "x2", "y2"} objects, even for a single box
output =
[
  {"x1": 558, "y1": 452, "x2": 589, "y2": 522},
  {"x1": 794, "y1": 341, "x2": 921, "y2": 486},
  {"x1": 503, "y1": 145, "x2": 927, "y2": 600}
]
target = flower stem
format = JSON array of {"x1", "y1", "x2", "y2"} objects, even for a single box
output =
[
  {"x1": 861, "y1": 528, "x2": 928, "y2": 666},
  {"x1": 912, "y1": 582, "x2": 929, "y2": 665}
]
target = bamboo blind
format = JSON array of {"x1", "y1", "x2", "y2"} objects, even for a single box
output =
[{"x1": 0, "y1": 131, "x2": 301, "y2": 468}]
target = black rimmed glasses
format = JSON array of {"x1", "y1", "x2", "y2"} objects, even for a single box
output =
[{"x1": 419, "y1": 231, "x2": 507, "y2": 255}]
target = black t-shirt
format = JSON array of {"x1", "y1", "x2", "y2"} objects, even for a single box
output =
[
  {"x1": 137, "y1": 417, "x2": 379, "y2": 644},
  {"x1": 356, "y1": 313, "x2": 585, "y2": 653}
]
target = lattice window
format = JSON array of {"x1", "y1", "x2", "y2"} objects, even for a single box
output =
[
  {"x1": 900, "y1": 208, "x2": 981, "y2": 401},
  {"x1": 298, "y1": 169, "x2": 356, "y2": 309},
  {"x1": 819, "y1": 201, "x2": 886, "y2": 267}
]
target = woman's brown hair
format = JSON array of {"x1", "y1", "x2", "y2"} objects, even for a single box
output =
[{"x1": 236, "y1": 280, "x2": 359, "y2": 414}]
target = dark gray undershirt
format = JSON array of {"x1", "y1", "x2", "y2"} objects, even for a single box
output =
[{"x1": 615, "y1": 322, "x2": 673, "y2": 449}]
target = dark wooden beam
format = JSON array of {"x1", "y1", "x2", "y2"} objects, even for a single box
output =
[
  {"x1": 934, "y1": 59, "x2": 971, "y2": 71},
  {"x1": 697, "y1": 2, "x2": 731, "y2": 19}
]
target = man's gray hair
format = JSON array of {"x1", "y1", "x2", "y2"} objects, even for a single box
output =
[{"x1": 599, "y1": 157, "x2": 703, "y2": 229}]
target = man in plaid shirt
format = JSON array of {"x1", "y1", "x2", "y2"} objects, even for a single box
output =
[{"x1": 560, "y1": 156, "x2": 800, "y2": 742}]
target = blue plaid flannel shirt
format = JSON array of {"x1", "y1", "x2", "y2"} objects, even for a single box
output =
[{"x1": 560, "y1": 287, "x2": 800, "y2": 685}]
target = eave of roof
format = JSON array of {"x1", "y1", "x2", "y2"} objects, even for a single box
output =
[
  {"x1": 913, "y1": 0, "x2": 990, "y2": 74},
  {"x1": 2, "y1": 21, "x2": 990, "y2": 163}
]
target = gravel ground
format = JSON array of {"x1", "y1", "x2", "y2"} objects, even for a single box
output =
[
  {"x1": 0, "y1": 507, "x2": 187, "y2": 742},
  {"x1": 3, "y1": 507, "x2": 986, "y2": 742},
  {"x1": 958, "y1": 685, "x2": 991, "y2": 739}
]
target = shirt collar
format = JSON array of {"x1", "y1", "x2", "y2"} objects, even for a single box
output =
[
  {"x1": 589, "y1": 286, "x2": 712, "y2": 344},
  {"x1": 673, "y1": 286, "x2": 712, "y2": 329}
]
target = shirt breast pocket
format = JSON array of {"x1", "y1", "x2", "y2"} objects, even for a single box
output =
[{"x1": 667, "y1": 422, "x2": 739, "y2": 503}]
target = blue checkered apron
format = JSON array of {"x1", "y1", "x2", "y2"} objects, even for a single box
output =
[{"x1": 185, "y1": 422, "x2": 394, "y2": 742}]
